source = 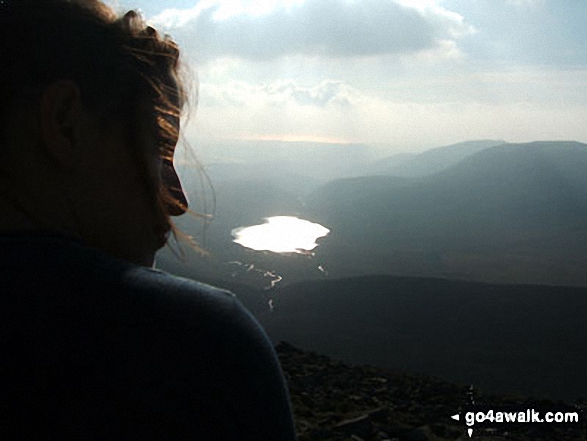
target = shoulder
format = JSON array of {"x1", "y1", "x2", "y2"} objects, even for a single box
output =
[
  {"x1": 115, "y1": 268, "x2": 297, "y2": 440},
  {"x1": 116, "y1": 264, "x2": 261, "y2": 350},
  {"x1": 118, "y1": 265, "x2": 280, "y2": 386},
  {"x1": 0, "y1": 233, "x2": 296, "y2": 440}
]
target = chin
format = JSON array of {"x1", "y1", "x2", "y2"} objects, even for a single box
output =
[
  {"x1": 133, "y1": 245, "x2": 157, "y2": 267},
  {"x1": 138, "y1": 254, "x2": 156, "y2": 268}
]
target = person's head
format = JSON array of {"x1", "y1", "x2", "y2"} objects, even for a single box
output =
[{"x1": 0, "y1": 0, "x2": 192, "y2": 266}]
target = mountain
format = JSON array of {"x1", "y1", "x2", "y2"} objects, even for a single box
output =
[
  {"x1": 359, "y1": 139, "x2": 505, "y2": 177},
  {"x1": 160, "y1": 140, "x2": 587, "y2": 287},
  {"x1": 304, "y1": 141, "x2": 587, "y2": 286},
  {"x1": 254, "y1": 274, "x2": 587, "y2": 402}
]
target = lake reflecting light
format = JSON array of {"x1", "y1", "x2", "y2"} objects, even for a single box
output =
[{"x1": 232, "y1": 216, "x2": 330, "y2": 253}]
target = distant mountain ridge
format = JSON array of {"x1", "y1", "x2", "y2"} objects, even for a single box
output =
[
  {"x1": 308, "y1": 141, "x2": 587, "y2": 229},
  {"x1": 359, "y1": 139, "x2": 506, "y2": 177},
  {"x1": 304, "y1": 141, "x2": 587, "y2": 286}
]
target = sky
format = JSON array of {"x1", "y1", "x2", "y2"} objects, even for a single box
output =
[{"x1": 105, "y1": 0, "x2": 587, "y2": 153}]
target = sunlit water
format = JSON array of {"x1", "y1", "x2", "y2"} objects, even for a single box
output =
[{"x1": 232, "y1": 216, "x2": 330, "y2": 254}]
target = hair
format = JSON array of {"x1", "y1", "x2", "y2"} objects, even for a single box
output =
[{"x1": 0, "y1": 0, "x2": 208, "y2": 257}]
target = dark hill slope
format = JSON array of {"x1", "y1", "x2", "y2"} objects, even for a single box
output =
[
  {"x1": 435, "y1": 141, "x2": 587, "y2": 222},
  {"x1": 258, "y1": 274, "x2": 587, "y2": 402}
]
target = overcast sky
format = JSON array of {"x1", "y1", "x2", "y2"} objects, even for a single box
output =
[{"x1": 106, "y1": 0, "x2": 587, "y2": 152}]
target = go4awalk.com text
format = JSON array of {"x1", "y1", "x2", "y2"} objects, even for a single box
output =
[{"x1": 451, "y1": 404, "x2": 582, "y2": 438}]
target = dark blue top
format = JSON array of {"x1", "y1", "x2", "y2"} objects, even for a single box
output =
[{"x1": 0, "y1": 231, "x2": 297, "y2": 440}]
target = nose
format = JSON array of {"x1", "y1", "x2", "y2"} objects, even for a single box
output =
[{"x1": 161, "y1": 159, "x2": 188, "y2": 216}]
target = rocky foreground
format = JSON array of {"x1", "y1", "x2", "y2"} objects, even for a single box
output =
[{"x1": 275, "y1": 342, "x2": 586, "y2": 441}]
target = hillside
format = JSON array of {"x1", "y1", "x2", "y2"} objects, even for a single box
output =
[
  {"x1": 240, "y1": 274, "x2": 587, "y2": 402},
  {"x1": 304, "y1": 141, "x2": 587, "y2": 286},
  {"x1": 277, "y1": 342, "x2": 586, "y2": 441}
]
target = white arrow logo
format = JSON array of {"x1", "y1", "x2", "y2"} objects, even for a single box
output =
[{"x1": 450, "y1": 413, "x2": 473, "y2": 437}]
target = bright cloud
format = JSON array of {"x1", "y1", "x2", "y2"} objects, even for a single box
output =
[
  {"x1": 183, "y1": 65, "x2": 587, "y2": 149},
  {"x1": 153, "y1": 0, "x2": 473, "y2": 62},
  {"x1": 200, "y1": 80, "x2": 361, "y2": 108}
]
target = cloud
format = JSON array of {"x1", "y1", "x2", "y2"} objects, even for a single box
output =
[
  {"x1": 505, "y1": 0, "x2": 546, "y2": 7},
  {"x1": 263, "y1": 81, "x2": 357, "y2": 107},
  {"x1": 200, "y1": 79, "x2": 361, "y2": 108},
  {"x1": 188, "y1": 83, "x2": 587, "y2": 150},
  {"x1": 184, "y1": 64, "x2": 587, "y2": 149},
  {"x1": 153, "y1": 0, "x2": 473, "y2": 62}
]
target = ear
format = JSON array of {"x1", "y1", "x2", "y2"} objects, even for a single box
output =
[{"x1": 38, "y1": 80, "x2": 83, "y2": 170}]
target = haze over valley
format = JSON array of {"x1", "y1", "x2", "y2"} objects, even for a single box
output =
[{"x1": 153, "y1": 138, "x2": 587, "y2": 401}]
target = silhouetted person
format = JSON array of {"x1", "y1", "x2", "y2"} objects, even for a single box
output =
[{"x1": 0, "y1": 1, "x2": 296, "y2": 439}]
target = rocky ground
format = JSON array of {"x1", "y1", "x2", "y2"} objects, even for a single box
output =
[{"x1": 275, "y1": 342, "x2": 587, "y2": 441}]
